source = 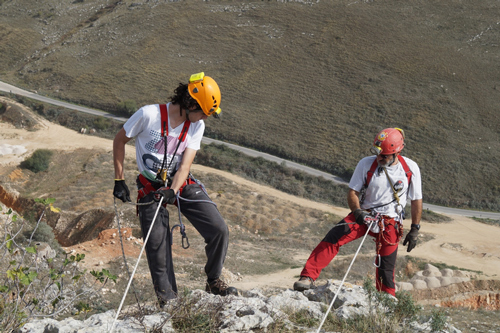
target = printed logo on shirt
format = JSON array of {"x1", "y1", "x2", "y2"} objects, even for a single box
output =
[{"x1": 394, "y1": 180, "x2": 404, "y2": 192}]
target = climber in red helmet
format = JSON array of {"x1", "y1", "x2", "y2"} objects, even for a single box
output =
[{"x1": 294, "y1": 128, "x2": 423, "y2": 296}]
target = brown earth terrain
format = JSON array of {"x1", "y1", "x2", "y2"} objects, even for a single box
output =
[
  {"x1": 1, "y1": 98, "x2": 500, "y2": 330},
  {"x1": 1, "y1": 0, "x2": 500, "y2": 210}
]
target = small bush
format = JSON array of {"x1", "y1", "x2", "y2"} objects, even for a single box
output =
[
  {"x1": 430, "y1": 309, "x2": 447, "y2": 332},
  {"x1": 117, "y1": 100, "x2": 137, "y2": 116},
  {"x1": 0, "y1": 202, "x2": 117, "y2": 331},
  {"x1": 23, "y1": 221, "x2": 62, "y2": 253},
  {"x1": 93, "y1": 116, "x2": 112, "y2": 131},
  {"x1": 20, "y1": 149, "x2": 53, "y2": 173}
]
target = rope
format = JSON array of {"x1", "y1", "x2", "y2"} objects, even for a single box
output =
[
  {"x1": 112, "y1": 197, "x2": 144, "y2": 316},
  {"x1": 315, "y1": 220, "x2": 375, "y2": 333},
  {"x1": 110, "y1": 196, "x2": 164, "y2": 333}
]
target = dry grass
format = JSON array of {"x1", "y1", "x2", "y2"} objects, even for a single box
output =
[{"x1": 1, "y1": 0, "x2": 500, "y2": 210}]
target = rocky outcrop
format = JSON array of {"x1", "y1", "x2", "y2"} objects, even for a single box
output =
[
  {"x1": 55, "y1": 209, "x2": 115, "y2": 247},
  {"x1": 18, "y1": 280, "x2": 462, "y2": 333},
  {"x1": 396, "y1": 263, "x2": 472, "y2": 291},
  {"x1": 0, "y1": 185, "x2": 115, "y2": 246}
]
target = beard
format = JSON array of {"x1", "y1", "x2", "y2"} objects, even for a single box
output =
[{"x1": 379, "y1": 154, "x2": 396, "y2": 167}]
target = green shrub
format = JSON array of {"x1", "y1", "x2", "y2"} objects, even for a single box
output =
[
  {"x1": 23, "y1": 222, "x2": 62, "y2": 253},
  {"x1": 430, "y1": 309, "x2": 447, "y2": 332},
  {"x1": 93, "y1": 116, "x2": 112, "y2": 131},
  {"x1": 20, "y1": 149, "x2": 53, "y2": 173},
  {"x1": 0, "y1": 203, "x2": 117, "y2": 331},
  {"x1": 117, "y1": 100, "x2": 137, "y2": 116}
]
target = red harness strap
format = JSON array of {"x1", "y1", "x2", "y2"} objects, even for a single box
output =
[
  {"x1": 137, "y1": 174, "x2": 158, "y2": 201},
  {"x1": 135, "y1": 105, "x2": 193, "y2": 214},
  {"x1": 136, "y1": 175, "x2": 197, "y2": 214},
  {"x1": 365, "y1": 155, "x2": 412, "y2": 188},
  {"x1": 374, "y1": 216, "x2": 404, "y2": 262},
  {"x1": 159, "y1": 104, "x2": 191, "y2": 141}
]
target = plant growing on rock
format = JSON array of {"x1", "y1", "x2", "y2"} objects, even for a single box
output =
[{"x1": 0, "y1": 199, "x2": 117, "y2": 332}]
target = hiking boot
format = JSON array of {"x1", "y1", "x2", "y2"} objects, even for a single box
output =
[
  {"x1": 206, "y1": 278, "x2": 238, "y2": 296},
  {"x1": 293, "y1": 276, "x2": 314, "y2": 291}
]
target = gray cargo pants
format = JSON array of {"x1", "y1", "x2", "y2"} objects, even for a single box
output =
[{"x1": 137, "y1": 180, "x2": 229, "y2": 302}]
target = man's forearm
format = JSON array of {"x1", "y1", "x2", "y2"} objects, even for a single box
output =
[
  {"x1": 113, "y1": 143, "x2": 126, "y2": 179},
  {"x1": 113, "y1": 128, "x2": 130, "y2": 179},
  {"x1": 170, "y1": 166, "x2": 191, "y2": 193},
  {"x1": 411, "y1": 199, "x2": 423, "y2": 225},
  {"x1": 347, "y1": 189, "x2": 361, "y2": 212}
]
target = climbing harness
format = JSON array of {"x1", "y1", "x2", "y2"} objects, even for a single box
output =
[
  {"x1": 316, "y1": 220, "x2": 376, "y2": 333},
  {"x1": 111, "y1": 103, "x2": 220, "y2": 330},
  {"x1": 371, "y1": 164, "x2": 407, "y2": 268},
  {"x1": 156, "y1": 103, "x2": 191, "y2": 183},
  {"x1": 360, "y1": 155, "x2": 412, "y2": 208}
]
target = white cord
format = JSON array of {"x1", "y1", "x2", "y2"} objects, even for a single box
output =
[
  {"x1": 315, "y1": 220, "x2": 374, "y2": 333},
  {"x1": 109, "y1": 196, "x2": 164, "y2": 333}
]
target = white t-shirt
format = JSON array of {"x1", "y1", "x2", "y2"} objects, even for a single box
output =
[
  {"x1": 349, "y1": 155, "x2": 422, "y2": 218},
  {"x1": 123, "y1": 103, "x2": 204, "y2": 182}
]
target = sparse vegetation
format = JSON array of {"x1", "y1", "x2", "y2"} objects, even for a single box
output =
[
  {"x1": 0, "y1": 200, "x2": 117, "y2": 332},
  {"x1": 314, "y1": 278, "x2": 422, "y2": 333},
  {"x1": 93, "y1": 116, "x2": 112, "y2": 131},
  {"x1": 116, "y1": 100, "x2": 137, "y2": 117},
  {"x1": 471, "y1": 216, "x2": 500, "y2": 227},
  {"x1": 20, "y1": 149, "x2": 53, "y2": 173},
  {"x1": 195, "y1": 143, "x2": 348, "y2": 207},
  {"x1": 430, "y1": 308, "x2": 447, "y2": 332}
]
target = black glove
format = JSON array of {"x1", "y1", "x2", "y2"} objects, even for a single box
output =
[
  {"x1": 113, "y1": 180, "x2": 131, "y2": 202},
  {"x1": 403, "y1": 225, "x2": 419, "y2": 252},
  {"x1": 353, "y1": 209, "x2": 370, "y2": 225},
  {"x1": 155, "y1": 188, "x2": 176, "y2": 204}
]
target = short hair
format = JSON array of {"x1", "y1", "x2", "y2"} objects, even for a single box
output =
[{"x1": 169, "y1": 83, "x2": 200, "y2": 111}]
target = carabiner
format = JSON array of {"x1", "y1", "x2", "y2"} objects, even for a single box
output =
[
  {"x1": 373, "y1": 254, "x2": 381, "y2": 268},
  {"x1": 181, "y1": 234, "x2": 190, "y2": 249},
  {"x1": 171, "y1": 224, "x2": 191, "y2": 249}
]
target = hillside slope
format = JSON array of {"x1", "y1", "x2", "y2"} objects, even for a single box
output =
[
  {"x1": 1, "y1": 96, "x2": 500, "y2": 283},
  {"x1": 1, "y1": 0, "x2": 500, "y2": 209}
]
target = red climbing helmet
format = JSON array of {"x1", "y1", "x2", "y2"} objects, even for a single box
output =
[{"x1": 371, "y1": 128, "x2": 405, "y2": 155}]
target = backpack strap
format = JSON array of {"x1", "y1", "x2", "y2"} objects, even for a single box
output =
[{"x1": 159, "y1": 104, "x2": 191, "y2": 141}]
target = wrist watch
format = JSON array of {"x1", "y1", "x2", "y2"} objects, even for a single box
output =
[{"x1": 411, "y1": 224, "x2": 420, "y2": 230}]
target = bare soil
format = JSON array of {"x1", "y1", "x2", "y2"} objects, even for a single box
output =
[{"x1": 1, "y1": 98, "x2": 500, "y2": 330}]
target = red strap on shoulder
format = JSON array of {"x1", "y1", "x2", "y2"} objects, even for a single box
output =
[
  {"x1": 159, "y1": 104, "x2": 190, "y2": 141},
  {"x1": 160, "y1": 104, "x2": 168, "y2": 137},
  {"x1": 365, "y1": 156, "x2": 413, "y2": 188},
  {"x1": 365, "y1": 158, "x2": 379, "y2": 188},
  {"x1": 397, "y1": 155, "x2": 413, "y2": 185},
  {"x1": 179, "y1": 120, "x2": 191, "y2": 142}
]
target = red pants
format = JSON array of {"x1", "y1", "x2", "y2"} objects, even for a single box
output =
[{"x1": 300, "y1": 213, "x2": 399, "y2": 296}]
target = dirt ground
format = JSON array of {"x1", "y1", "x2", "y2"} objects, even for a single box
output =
[{"x1": 2, "y1": 96, "x2": 500, "y2": 291}]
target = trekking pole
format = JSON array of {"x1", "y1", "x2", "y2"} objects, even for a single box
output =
[
  {"x1": 315, "y1": 220, "x2": 375, "y2": 333},
  {"x1": 109, "y1": 196, "x2": 164, "y2": 333}
]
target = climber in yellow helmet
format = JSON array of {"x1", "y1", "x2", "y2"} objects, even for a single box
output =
[{"x1": 113, "y1": 73, "x2": 237, "y2": 307}]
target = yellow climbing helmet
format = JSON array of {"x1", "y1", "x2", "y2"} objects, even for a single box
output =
[{"x1": 188, "y1": 72, "x2": 222, "y2": 118}]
